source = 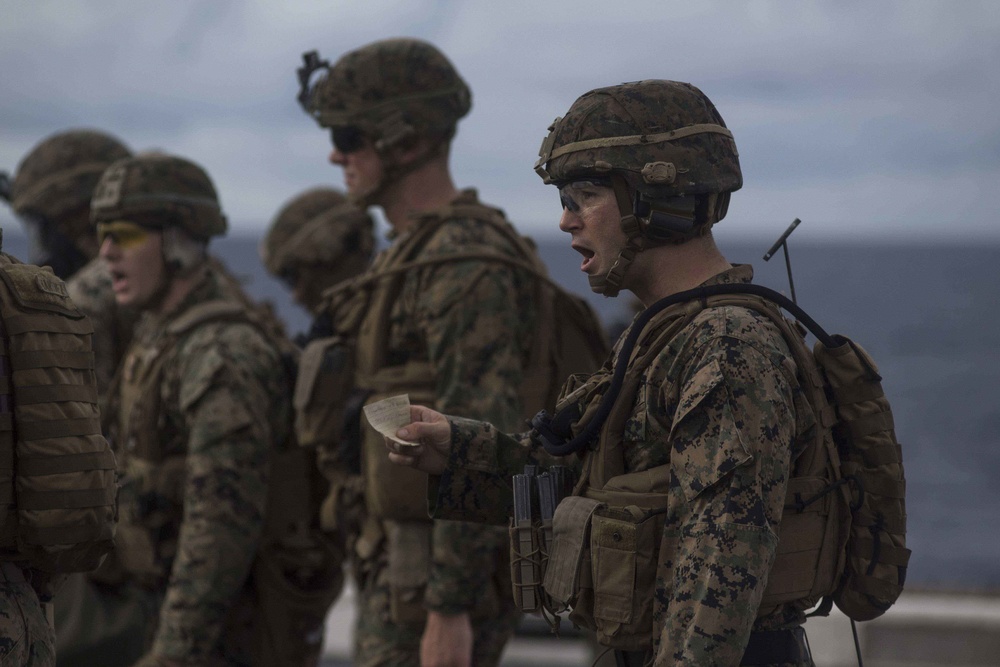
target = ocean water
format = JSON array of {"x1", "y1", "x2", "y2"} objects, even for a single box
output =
[{"x1": 4, "y1": 229, "x2": 997, "y2": 592}]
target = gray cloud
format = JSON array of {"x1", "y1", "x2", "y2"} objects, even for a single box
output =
[{"x1": 2, "y1": 0, "x2": 998, "y2": 242}]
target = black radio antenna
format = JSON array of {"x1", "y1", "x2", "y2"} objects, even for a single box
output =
[{"x1": 763, "y1": 217, "x2": 802, "y2": 305}]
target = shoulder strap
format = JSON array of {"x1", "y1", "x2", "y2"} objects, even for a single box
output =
[
  {"x1": 327, "y1": 202, "x2": 550, "y2": 303},
  {"x1": 343, "y1": 202, "x2": 552, "y2": 378},
  {"x1": 582, "y1": 301, "x2": 707, "y2": 490}
]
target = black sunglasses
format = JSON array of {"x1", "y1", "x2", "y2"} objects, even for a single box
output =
[{"x1": 331, "y1": 126, "x2": 367, "y2": 154}]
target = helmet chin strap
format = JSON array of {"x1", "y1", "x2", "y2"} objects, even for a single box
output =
[
  {"x1": 589, "y1": 175, "x2": 647, "y2": 297},
  {"x1": 347, "y1": 139, "x2": 447, "y2": 209}
]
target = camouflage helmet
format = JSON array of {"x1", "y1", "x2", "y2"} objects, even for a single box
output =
[
  {"x1": 536, "y1": 81, "x2": 742, "y2": 297},
  {"x1": 9, "y1": 128, "x2": 131, "y2": 233},
  {"x1": 300, "y1": 38, "x2": 471, "y2": 151},
  {"x1": 90, "y1": 153, "x2": 227, "y2": 240},
  {"x1": 261, "y1": 186, "x2": 374, "y2": 277},
  {"x1": 535, "y1": 80, "x2": 742, "y2": 201}
]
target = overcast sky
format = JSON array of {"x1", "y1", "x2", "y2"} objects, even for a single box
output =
[{"x1": 2, "y1": 0, "x2": 998, "y2": 243}]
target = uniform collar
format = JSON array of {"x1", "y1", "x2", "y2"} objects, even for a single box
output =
[{"x1": 698, "y1": 263, "x2": 754, "y2": 287}]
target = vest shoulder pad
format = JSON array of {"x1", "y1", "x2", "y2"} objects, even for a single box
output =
[{"x1": 0, "y1": 259, "x2": 83, "y2": 318}]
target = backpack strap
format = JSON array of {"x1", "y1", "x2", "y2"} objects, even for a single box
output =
[
  {"x1": 338, "y1": 199, "x2": 549, "y2": 376},
  {"x1": 579, "y1": 301, "x2": 706, "y2": 492}
]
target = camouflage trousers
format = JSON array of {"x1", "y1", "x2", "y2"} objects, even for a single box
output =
[
  {"x1": 352, "y1": 531, "x2": 520, "y2": 667},
  {"x1": 0, "y1": 562, "x2": 55, "y2": 666}
]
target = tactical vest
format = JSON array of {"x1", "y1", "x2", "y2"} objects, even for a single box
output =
[
  {"x1": 538, "y1": 287, "x2": 906, "y2": 651},
  {"x1": 113, "y1": 300, "x2": 251, "y2": 583},
  {"x1": 0, "y1": 251, "x2": 116, "y2": 575}
]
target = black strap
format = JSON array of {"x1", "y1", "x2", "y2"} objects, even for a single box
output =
[{"x1": 740, "y1": 627, "x2": 812, "y2": 666}]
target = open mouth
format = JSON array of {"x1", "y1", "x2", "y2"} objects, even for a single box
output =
[
  {"x1": 573, "y1": 244, "x2": 596, "y2": 272},
  {"x1": 109, "y1": 269, "x2": 127, "y2": 292}
]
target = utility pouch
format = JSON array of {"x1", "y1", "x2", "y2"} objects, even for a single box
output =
[
  {"x1": 550, "y1": 467, "x2": 671, "y2": 652},
  {"x1": 508, "y1": 518, "x2": 543, "y2": 613},
  {"x1": 251, "y1": 530, "x2": 344, "y2": 667},
  {"x1": 360, "y1": 362, "x2": 437, "y2": 522},
  {"x1": 542, "y1": 496, "x2": 602, "y2": 611},
  {"x1": 294, "y1": 336, "x2": 356, "y2": 449},
  {"x1": 585, "y1": 502, "x2": 667, "y2": 651},
  {"x1": 252, "y1": 443, "x2": 345, "y2": 666},
  {"x1": 386, "y1": 521, "x2": 431, "y2": 626}
]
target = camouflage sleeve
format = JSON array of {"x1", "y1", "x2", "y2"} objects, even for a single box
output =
[
  {"x1": 150, "y1": 325, "x2": 285, "y2": 661},
  {"x1": 427, "y1": 417, "x2": 526, "y2": 525},
  {"x1": 654, "y1": 333, "x2": 795, "y2": 665},
  {"x1": 416, "y1": 257, "x2": 535, "y2": 614}
]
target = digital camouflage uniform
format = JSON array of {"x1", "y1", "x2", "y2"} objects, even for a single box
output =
[
  {"x1": 428, "y1": 265, "x2": 817, "y2": 666},
  {"x1": 108, "y1": 261, "x2": 291, "y2": 665},
  {"x1": 296, "y1": 37, "x2": 538, "y2": 666},
  {"x1": 322, "y1": 190, "x2": 537, "y2": 667}
]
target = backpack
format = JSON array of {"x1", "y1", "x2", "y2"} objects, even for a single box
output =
[
  {"x1": 693, "y1": 285, "x2": 910, "y2": 622},
  {"x1": 534, "y1": 282, "x2": 908, "y2": 641},
  {"x1": 0, "y1": 252, "x2": 116, "y2": 577}
]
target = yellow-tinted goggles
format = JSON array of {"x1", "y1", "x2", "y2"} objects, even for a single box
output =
[{"x1": 96, "y1": 221, "x2": 152, "y2": 250}]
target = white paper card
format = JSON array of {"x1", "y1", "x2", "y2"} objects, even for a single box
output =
[{"x1": 363, "y1": 394, "x2": 421, "y2": 446}]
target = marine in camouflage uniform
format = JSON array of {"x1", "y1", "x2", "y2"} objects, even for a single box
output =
[
  {"x1": 297, "y1": 39, "x2": 536, "y2": 666},
  {"x1": 260, "y1": 186, "x2": 374, "y2": 316},
  {"x1": 5, "y1": 130, "x2": 147, "y2": 664},
  {"x1": 92, "y1": 154, "x2": 292, "y2": 666},
  {"x1": 390, "y1": 81, "x2": 820, "y2": 666}
]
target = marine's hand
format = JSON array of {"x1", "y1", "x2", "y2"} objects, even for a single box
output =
[
  {"x1": 385, "y1": 405, "x2": 452, "y2": 475},
  {"x1": 420, "y1": 610, "x2": 473, "y2": 667}
]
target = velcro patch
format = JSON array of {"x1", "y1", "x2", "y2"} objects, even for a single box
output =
[{"x1": 0, "y1": 264, "x2": 80, "y2": 317}]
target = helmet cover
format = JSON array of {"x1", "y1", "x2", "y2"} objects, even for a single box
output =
[
  {"x1": 535, "y1": 80, "x2": 741, "y2": 200},
  {"x1": 90, "y1": 154, "x2": 227, "y2": 240},
  {"x1": 304, "y1": 38, "x2": 471, "y2": 150},
  {"x1": 261, "y1": 187, "x2": 374, "y2": 277},
  {"x1": 11, "y1": 129, "x2": 131, "y2": 236}
]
